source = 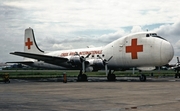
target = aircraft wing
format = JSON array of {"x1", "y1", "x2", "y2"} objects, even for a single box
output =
[{"x1": 10, "y1": 52, "x2": 68, "y2": 65}]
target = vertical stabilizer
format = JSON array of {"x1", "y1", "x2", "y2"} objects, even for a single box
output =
[{"x1": 24, "y1": 27, "x2": 44, "y2": 54}]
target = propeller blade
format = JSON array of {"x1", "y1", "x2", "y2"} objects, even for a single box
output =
[
  {"x1": 177, "y1": 57, "x2": 180, "y2": 63},
  {"x1": 107, "y1": 56, "x2": 113, "y2": 61},
  {"x1": 104, "y1": 56, "x2": 113, "y2": 65},
  {"x1": 82, "y1": 53, "x2": 91, "y2": 73},
  {"x1": 96, "y1": 55, "x2": 113, "y2": 76},
  {"x1": 85, "y1": 53, "x2": 91, "y2": 58},
  {"x1": 97, "y1": 55, "x2": 103, "y2": 60},
  {"x1": 105, "y1": 64, "x2": 108, "y2": 76},
  {"x1": 82, "y1": 61, "x2": 85, "y2": 73},
  {"x1": 177, "y1": 57, "x2": 180, "y2": 67}
]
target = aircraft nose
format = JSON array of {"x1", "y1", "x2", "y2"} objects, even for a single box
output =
[{"x1": 160, "y1": 40, "x2": 174, "y2": 65}]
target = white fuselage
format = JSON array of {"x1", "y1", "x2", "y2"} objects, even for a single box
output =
[{"x1": 37, "y1": 32, "x2": 174, "y2": 71}]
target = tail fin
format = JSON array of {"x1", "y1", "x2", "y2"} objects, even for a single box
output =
[{"x1": 24, "y1": 27, "x2": 44, "y2": 54}]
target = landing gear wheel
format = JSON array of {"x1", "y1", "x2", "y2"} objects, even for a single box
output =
[
  {"x1": 77, "y1": 74, "x2": 88, "y2": 82},
  {"x1": 107, "y1": 74, "x2": 116, "y2": 81},
  {"x1": 175, "y1": 73, "x2": 178, "y2": 78},
  {"x1": 139, "y1": 74, "x2": 146, "y2": 82},
  {"x1": 175, "y1": 73, "x2": 180, "y2": 78}
]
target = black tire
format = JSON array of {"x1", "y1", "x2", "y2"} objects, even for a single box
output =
[
  {"x1": 77, "y1": 74, "x2": 87, "y2": 82},
  {"x1": 82, "y1": 74, "x2": 87, "y2": 81},
  {"x1": 139, "y1": 74, "x2": 146, "y2": 82},
  {"x1": 178, "y1": 74, "x2": 180, "y2": 78},
  {"x1": 107, "y1": 74, "x2": 116, "y2": 81},
  {"x1": 175, "y1": 73, "x2": 178, "y2": 78}
]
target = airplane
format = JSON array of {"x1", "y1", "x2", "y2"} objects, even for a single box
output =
[
  {"x1": 174, "y1": 57, "x2": 180, "y2": 78},
  {"x1": 165, "y1": 57, "x2": 180, "y2": 78},
  {"x1": 8, "y1": 27, "x2": 174, "y2": 81}
]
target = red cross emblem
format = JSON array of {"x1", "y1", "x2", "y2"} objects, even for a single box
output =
[
  {"x1": 25, "y1": 38, "x2": 33, "y2": 49},
  {"x1": 126, "y1": 38, "x2": 143, "y2": 59}
]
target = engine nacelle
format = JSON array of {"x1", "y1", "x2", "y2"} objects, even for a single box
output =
[
  {"x1": 85, "y1": 66, "x2": 93, "y2": 72},
  {"x1": 88, "y1": 59, "x2": 104, "y2": 68},
  {"x1": 68, "y1": 56, "x2": 82, "y2": 66}
]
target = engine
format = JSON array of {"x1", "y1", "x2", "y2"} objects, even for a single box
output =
[
  {"x1": 68, "y1": 56, "x2": 82, "y2": 66},
  {"x1": 88, "y1": 59, "x2": 104, "y2": 69},
  {"x1": 67, "y1": 56, "x2": 105, "y2": 70}
]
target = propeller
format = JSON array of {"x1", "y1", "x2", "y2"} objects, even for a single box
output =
[
  {"x1": 177, "y1": 57, "x2": 180, "y2": 66},
  {"x1": 97, "y1": 55, "x2": 113, "y2": 75},
  {"x1": 175, "y1": 57, "x2": 180, "y2": 73},
  {"x1": 164, "y1": 56, "x2": 180, "y2": 74},
  {"x1": 81, "y1": 53, "x2": 91, "y2": 73}
]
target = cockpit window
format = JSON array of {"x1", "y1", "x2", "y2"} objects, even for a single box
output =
[
  {"x1": 153, "y1": 35, "x2": 167, "y2": 41},
  {"x1": 146, "y1": 33, "x2": 166, "y2": 41},
  {"x1": 151, "y1": 33, "x2": 157, "y2": 36}
]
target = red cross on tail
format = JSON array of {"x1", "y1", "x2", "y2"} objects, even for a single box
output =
[
  {"x1": 25, "y1": 38, "x2": 33, "y2": 49},
  {"x1": 126, "y1": 38, "x2": 143, "y2": 59}
]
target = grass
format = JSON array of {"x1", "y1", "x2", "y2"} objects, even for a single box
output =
[{"x1": 0, "y1": 69, "x2": 176, "y2": 81}]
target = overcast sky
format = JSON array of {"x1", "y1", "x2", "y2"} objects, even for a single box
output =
[{"x1": 0, "y1": 0, "x2": 180, "y2": 63}]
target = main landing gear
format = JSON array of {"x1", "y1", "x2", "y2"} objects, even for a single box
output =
[
  {"x1": 76, "y1": 54, "x2": 91, "y2": 82},
  {"x1": 107, "y1": 70, "x2": 116, "y2": 81},
  {"x1": 139, "y1": 74, "x2": 146, "y2": 82},
  {"x1": 107, "y1": 71, "x2": 147, "y2": 82},
  {"x1": 77, "y1": 69, "x2": 117, "y2": 82},
  {"x1": 175, "y1": 73, "x2": 180, "y2": 78},
  {"x1": 175, "y1": 70, "x2": 180, "y2": 78},
  {"x1": 77, "y1": 69, "x2": 88, "y2": 82}
]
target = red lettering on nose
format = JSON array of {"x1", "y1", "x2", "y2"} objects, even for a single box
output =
[
  {"x1": 25, "y1": 38, "x2": 33, "y2": 49},
  {"x1": 126, "y1": 38, "x2": 143, "y2": 59}
]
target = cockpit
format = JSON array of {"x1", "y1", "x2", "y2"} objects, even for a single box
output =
[{"x1": 146, "y1": 33, "x2": 166, "y2": 41}]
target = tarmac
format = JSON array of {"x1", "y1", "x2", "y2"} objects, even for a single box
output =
[{"x1": 0, "y1": 77, "x2": 180, "y2": 111}]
